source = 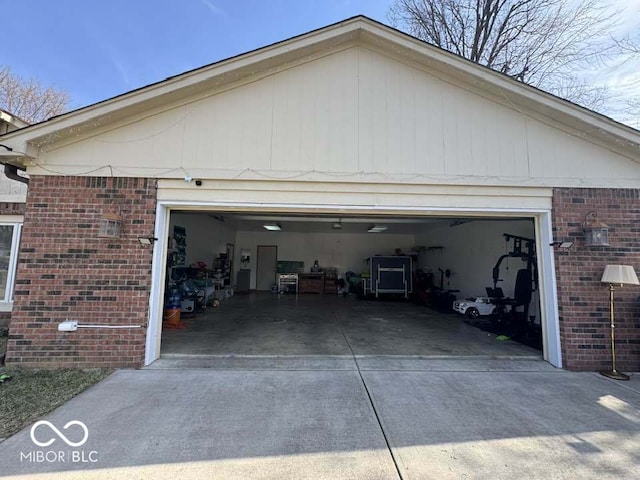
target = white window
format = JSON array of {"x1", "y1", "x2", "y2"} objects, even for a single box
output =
[{"x1": 0, "y1": 222, "x2": 22, "y2": 305}]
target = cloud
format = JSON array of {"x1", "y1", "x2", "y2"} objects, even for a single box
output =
[
  {"x1": 199, "y1": 0, "x2": 228, "y2": 18},
  {"x1": 100, "y1": 42, "x2": 131, "y2": 87}
]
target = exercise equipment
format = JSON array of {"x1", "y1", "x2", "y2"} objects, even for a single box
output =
[{"x1": 490, "y1": 234, "x2": 537, "y2": 329}]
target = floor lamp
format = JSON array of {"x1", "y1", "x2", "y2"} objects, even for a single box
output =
[{"x1": 600, "y1": 265, "x2": 640, "y2": 381}]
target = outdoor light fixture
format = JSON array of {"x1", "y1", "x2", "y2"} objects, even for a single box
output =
[
  {"x1": 138, "y1": 236, "x2": 158, "y2": 246},
  {"x1": 550, "y1": 241, "x2": 574, "y2": 249},
  {"x1": 98, "y1": 209, "x2": 123, "y2": 238},
  {"x1": 332, "y1": 219, "x2": 342, "y2": 230},
  {"x1": 367, "y1": 225, "x2": 388, "y2": 233},
  {"x1": 600, "y1": 265, "x2": 639, "y2": 381},
  {"x1": 263, "y1": 224, "x2": 282, "y2": 231},
  {"x1": 583, "y1": 211, "x2": 609, "y2": 246}
]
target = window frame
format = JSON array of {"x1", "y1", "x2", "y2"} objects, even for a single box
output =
[{"x1": 0, "y1": 221, "x2": 22, "y2": 307}]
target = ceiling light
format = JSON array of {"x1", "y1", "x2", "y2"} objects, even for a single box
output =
[
  {"x1": 367, "y1": 225, "x2": 388, "y2": 233},
  {"x1": 263, "y1": 224, "x2": 282, "y2": 231}
]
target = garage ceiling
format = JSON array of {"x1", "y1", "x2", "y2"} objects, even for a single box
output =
[{"x1": 173, "y1": 211, "x2": 532, "y2": 235}]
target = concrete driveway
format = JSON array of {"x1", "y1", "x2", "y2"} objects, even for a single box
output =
[{"x1": 0, "y1": 357, "x2": 639, "y2": 479}]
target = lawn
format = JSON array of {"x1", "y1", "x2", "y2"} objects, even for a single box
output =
[{"x1": 0, "y1": 330, "x2": 112, "y2": 439}]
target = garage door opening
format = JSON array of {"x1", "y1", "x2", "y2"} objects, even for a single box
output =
[{"x1": 156, "y1": 210, "x2": 546, "y2": 361}]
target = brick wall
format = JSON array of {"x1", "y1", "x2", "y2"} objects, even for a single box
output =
[
  {"x1": 0, "y1": 201, "x2": 25, "y2": 216},
  {"x1": 553, "y1": 188, "x2": 640, "y2": 371},
  {"x1": 6, "y1": 176, "x2": 156, "y2": 368}
]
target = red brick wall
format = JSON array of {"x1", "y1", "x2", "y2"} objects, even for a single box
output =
[
  {"x1": 6, "y1": 176, "x2": 156, "y2": 368},
  {"x1": 553, "y1": 188, "x2": 640, "y2": 371},
  {"x1": 0, "y1": 202, "x2": 25, "y2": 216}
]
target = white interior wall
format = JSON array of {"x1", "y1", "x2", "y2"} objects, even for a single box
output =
[
  {"x1": 166, "y1": 213, "x2": 540, "y2": 322},
  {"x1": 169, "y1": 213, "x2": 236, "y2": 267},
  {"x1": 415, "y1": 219, "x2": 540, "y2": 321},
  {"x1": 234, "y1": 231, "x2": 415, "y2": 290}
]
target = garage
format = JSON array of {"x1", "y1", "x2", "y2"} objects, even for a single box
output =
[
  {"x1": 3, "y1": 17, "x2": 639, "y2": 371},
  {"x1": 149, "y1": 203, "x2": 556, "y2": 364}
]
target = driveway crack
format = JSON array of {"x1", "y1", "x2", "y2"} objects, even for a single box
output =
[{"x1": 330, "y1": 301, "x2": 405, "y2": 480}]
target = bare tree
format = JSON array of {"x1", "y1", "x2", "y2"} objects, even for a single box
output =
[
  {"x1": 388, "y1": 0, "x2": 627, "y2": 110},
  {"x1": 0, "y1": 65, "x2": 70, "y2": 124}
]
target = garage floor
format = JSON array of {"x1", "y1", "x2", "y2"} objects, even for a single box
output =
[{"x1": 160, "y1": 293, "x2": 540, "y2": 359}]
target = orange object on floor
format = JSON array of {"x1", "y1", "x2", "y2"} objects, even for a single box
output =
[
  {"x1": 163, "y1": 307, "x2": 187, "y2": 329},
  {"x1": 164, "y1": 307, "x2": 181, "y2": 325}
]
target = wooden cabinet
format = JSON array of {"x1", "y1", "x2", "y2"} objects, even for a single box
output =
[
  {"x1": 323, "y1": 274, "x2": 337, "y2": 294},
  {"x1": 298, "y1": 273, "x2": 324, "y2": 293}
]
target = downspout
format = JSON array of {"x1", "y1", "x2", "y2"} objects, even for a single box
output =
[
  {"x1": 0, "y1": 144, "x2": 29, "y2": 185},
  {"x1": 3, "y1": 163, "x2": 29, "y2": 185}
]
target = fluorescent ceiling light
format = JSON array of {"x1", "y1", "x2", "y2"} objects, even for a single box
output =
[
  {"x1": 367, "y1": 225, "x2": 388, "y2": 233},
  {"x1": 263, "y1": 224, "x2": 282, "y2": 231}
]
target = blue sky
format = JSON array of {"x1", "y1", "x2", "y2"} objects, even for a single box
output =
[
  {"x1": 1, "y1": 0, "x2": 638, "y2": 125},
  {"x1": 2, "y1": 1, "x2": 389, "y2": 109}
]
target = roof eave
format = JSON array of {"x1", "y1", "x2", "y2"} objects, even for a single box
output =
[{"x1": 1, "y1": 15, "x2": 639, "y2": 165}]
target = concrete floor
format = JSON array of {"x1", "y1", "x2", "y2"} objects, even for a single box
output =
[
  {"x1": 1, "y1": 362, "x2": 639, "y2": 479},
  {"x1": 160, "y1": 293, "x2": 541, "y2": 359}
]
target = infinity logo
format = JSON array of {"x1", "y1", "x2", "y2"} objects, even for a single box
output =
[{"x1": 30, "y1": 421, "x2": 89, "y2": 448}]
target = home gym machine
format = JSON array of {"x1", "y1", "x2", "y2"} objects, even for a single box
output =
[{"x1": 488, "y1": 233, "x2": 538, "y2": 336}]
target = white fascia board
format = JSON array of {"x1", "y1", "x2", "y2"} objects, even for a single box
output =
[{"x1": 0, "y1": 110, "x2": 28, "y2": 129}]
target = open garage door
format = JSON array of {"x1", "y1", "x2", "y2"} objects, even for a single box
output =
[{"x1": 147, "y1": 208, "x2": 559, "y2": 366}]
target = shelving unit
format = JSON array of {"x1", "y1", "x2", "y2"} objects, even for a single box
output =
[
  {"x1": 213, "y1": 254, "x2": 231, "y2": 286},
  {"x1": 277, "y1": 273, "x2": 298, "y2": 294}
]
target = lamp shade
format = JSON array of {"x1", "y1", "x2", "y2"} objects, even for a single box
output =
[{"x1": 601, "y1": 265, "x2": 640, "y2": 285}]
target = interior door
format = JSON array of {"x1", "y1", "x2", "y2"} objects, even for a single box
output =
[{"x1": 256, "y1": 245, "x2": 277, "y2": 291}]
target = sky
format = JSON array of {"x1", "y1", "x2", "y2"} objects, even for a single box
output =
[
  {"x1": 2, "y1": 1, "x2": 388, "y2": 109},
  {"x1": 1, "y1": 0, "x2": 639, "y2": 124}
]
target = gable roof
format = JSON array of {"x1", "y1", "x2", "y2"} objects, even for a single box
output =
[{"x1": 1, "y1": 15, "x2": 639, "y2": 165}]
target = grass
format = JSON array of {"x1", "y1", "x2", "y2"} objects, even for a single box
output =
[{"x1": 0, "y1": 331, "x2": 112, "y2": 438}]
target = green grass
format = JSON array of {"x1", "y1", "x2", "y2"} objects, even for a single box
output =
[{"x1": 0, "y1": 367, "x2": 112, "y2": 438}]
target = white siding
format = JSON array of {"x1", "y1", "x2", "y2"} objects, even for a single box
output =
[
  {"x1": 35, "y1": 46, "x2": 640, "y2": 188},
  {"x1": 0, "y1": 172, "x2": 27, "y2": 203}
]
